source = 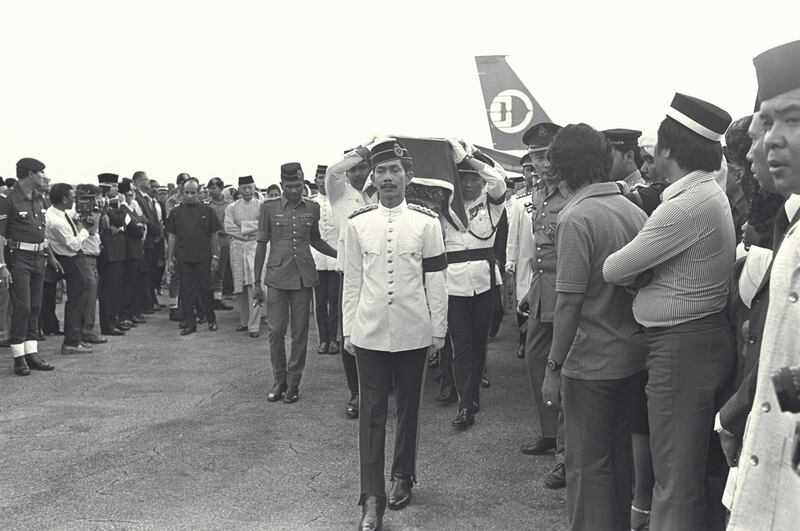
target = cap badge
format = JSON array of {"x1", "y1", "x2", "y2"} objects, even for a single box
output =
[
  {"x1": 393, "y1": 144, "x2": 404, "y2": 157},
  {"x1": 539, "y1": 127, "x2": 547, "y2": 136}
]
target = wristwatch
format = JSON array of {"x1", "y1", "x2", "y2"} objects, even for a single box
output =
[{"x1": 546, "y1": 358, "x2": 561, "y2": 371}]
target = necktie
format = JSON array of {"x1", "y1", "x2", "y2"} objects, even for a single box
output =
[{"x1": 66, "y1": 213, "x2": 78, "y2": 236}]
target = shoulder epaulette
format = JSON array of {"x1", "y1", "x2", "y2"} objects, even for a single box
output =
[
  {"x1": 408, "y1": 203, "x2": 439, "y2": 218},
  {"x1": 348, "y1": 204, "x2": 378, "y2": 219}
]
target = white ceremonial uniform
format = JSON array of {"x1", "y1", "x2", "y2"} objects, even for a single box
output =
[
  {"x1": 727, "y1": 199, "x2": 800, "y2": 530},
  {"x1": 443, "y1": 164, "x2": 507, "y2": 296},
  {"x1": 342, "y1": 201, "x2": 447, "y2": 352},
  {"x1": 310, "y1": 193, "x2": 337, "y2": 271},
  {"x1": 506, "y1": 191, "x2": 535, "y2": 301}
]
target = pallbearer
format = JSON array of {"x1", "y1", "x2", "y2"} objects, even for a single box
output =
[{"x1": 342, "y1": 139, "x2": 447, "y2": 531}]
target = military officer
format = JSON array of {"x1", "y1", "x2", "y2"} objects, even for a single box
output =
[
  {"x1": 0, "y1": 158, "x2": 56, "y2": 376},
  {"x1": 253, "y1": 163, "x2": 337, "y2": 404},
  {"x1": 341, "y1": 139, "x2": 448, "y2": 531},
  {"x1": 604, "y1": 129, "x2": 646, "y2": 189},
  {"x1": 517, "y1": 122, "x2": 570, "y2": 490}
]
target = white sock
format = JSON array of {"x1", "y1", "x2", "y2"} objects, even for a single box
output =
[
  {"x1": 11, "y1": 343, "x2": 25, "y2": 358},
  {"x1": 24, "y1": 340, "x2": 38, "y2": 355}
]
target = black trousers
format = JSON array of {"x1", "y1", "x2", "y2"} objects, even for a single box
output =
[
  {"x1": 145, "y1": 247, "x2": 161, "y2": 307},
  {"x1": 40, "y1": 280, "x2": 60, "y2": 333},
  {"x1": 516, "y1": 311, "x2": 528, "y2": 346},
  {"x1": 177, "y1": 260, "x2": 215, "y2": 329},
  {"x1": 355, "y1": 346, "x2": 427, "y2": 504},
  {"x1": 448, "y1": 290, "x2": 493, "y2": 410},
  {"x1": 98, "y1": 261, "x2": 124, "y2": 332},
  {"x1": 55, "y1": 254, "x2": 87, "y2": 347},
  {"x1": 313, "y1": 270, "x2": 339, "y2": 345},
  {"x1": 120, "y1": 258, "x2": 142, "y2": 320},
  {"x1": 337, "y1": 272, "x2": 358, "y2": 395},
  {"x1": 6, "y1": 249, "x2": 46, "y2": 344}
]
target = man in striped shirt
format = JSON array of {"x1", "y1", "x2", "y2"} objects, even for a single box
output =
[{"x1": 603, "y1": 93, "x2": 736, "y2": 531}]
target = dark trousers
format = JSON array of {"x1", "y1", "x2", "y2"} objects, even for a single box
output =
[
  {"x1": 55, "y1": 254, "x2": 87, "y2": 347},
  {"x1": 525, "y1": 319, "x2": 565, "y2": 461},
  {"x1": 6, "y1": 249, "x2": 46, "y2": 344},
  {"x1": 143, "y1": 247, "x2": 159, "y2": 309},
  {"x1": 355, "y1": 346, "x2": 427, "y2": 504},
  {"x1": 448, "y1": 290, "x2": 492, "y2": 410},
  {"x1": 40, "y1": 280, "x2": 60, "y2": 333},
  {"x1": 210, "y1": 239, "x2": 229, "y2": 297},
  {"x1": 120, "y1": 258, "x2": 142, "y2": 320},
  {"x1": 314, "y1": 270, "x2": 339, "y2": 345},
  {"x1": 81, "y1": 256, "x2": 99, "y2": 339},
  {"x1": 516, "y1": 311, "x2": 528, "y2": 346},
  {"x1": 644, "y1": 313, "x2": 735, "y2": 531},
  {"x1": 563, "y1": 372, "x2": 645, "y2": 531},
  {"x1": 267, "y1": 287, "x2": 312, "y2": 387},
  {"x1": 337, "y1": 272, "x2": 359, "y2": 395},
  {"x1": 176, "y1": 260, "x2": 215, "y2": 329},
  {"x1": 98, "y1": 261, "x2": 124, "y2": 332}
]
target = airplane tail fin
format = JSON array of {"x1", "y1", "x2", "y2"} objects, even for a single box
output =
[{"x1": 475, "y1": 55, "x2": 551, "y2": 151}]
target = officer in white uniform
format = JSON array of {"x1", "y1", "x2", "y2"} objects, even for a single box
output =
[{"x1": 342, "y1": 139, "x2": 447, "y2": 531}]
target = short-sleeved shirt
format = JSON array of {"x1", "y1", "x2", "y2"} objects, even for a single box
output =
[
  {"x1": 0, "y1": 184, "x2": 47, "y2": 244},
  {"x1": 556, "y1": 182, "x2": 648, "y2": 381},
  {"x1": 165, "y1": 202, "x2": 221, "y2": 263},
  {"x1": 257, "y1": 196, "x2": 322, "y2": 290},
  {"x1": 528, "y1": 179, "x2": 572, "y2": 321},
  {"x1": 207, "y1": 198, "x2": 230, "y2": 237}
]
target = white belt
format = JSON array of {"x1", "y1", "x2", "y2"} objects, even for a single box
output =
[{"x1": 12, "y1": 241, "x2": 48, "y2": 252}]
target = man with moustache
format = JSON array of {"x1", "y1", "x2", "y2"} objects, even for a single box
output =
[
  {"x1": 517, "y1": 122, "x2": 570, "y2": 490},
  {"x1": 341, "y1": 139, "x2": 447, "y2": 530},
  {"x1": 0, "y1": 158, "x2": 56, "y2": 375},
  {"x1": 224, "y1": 175, "x2": 263, "y2": 338},
  {"x1": 726, "y1": 40, "x2": 800, "y2": 530},
  {"x1": 253, "y1": 163, "x2": 337, "y2": 404}
]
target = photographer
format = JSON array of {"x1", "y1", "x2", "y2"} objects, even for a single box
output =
[
  {"x1": 74, "y1": 184, "x2": 105, "y2": 344},
  {"x1": 45, "y1": 183, "x2": 96, "y2": 354}
]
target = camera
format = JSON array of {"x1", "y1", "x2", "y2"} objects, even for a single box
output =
[
  {"x1": 75, "y1": 184, "x2": 103, "y2": 226},
  {"x1": 772, "y1": 365, "x2": 800, "y2": 413}
]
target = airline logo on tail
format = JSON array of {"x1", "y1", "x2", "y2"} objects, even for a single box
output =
[{"x1": 475, "y1": 55, "x2": 551, "y2": 151}]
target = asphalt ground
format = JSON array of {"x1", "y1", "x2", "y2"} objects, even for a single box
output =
[{"x1": 0, "y1": 298, "x2": 568, "y2": 530}]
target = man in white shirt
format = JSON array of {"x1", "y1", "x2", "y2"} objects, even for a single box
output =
[
  {"x1": 45, "y1": 183, "x2": 96, "y2": 354},
  {"x1": 441, "y1": 140, "x2": 507, "y2": 430},
  {"x1": 342, "y1": 139, "x2": 447, "y2": 531}
]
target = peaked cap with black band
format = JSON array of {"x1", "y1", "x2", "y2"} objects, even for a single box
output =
[
  {"x1": 370, "y1": 140, "x2": 412, "y2": 168},
  {"x1": 522, "y1": 122, "x2": 562, "y2": 151},
  {"x1": 754, "y1": 40, "x2": 800, "y2": 109},
  {"x1": 666, "y1": 93, "x2": 732, "y2": 142},
  {"x1": 603, "y1": 128, "x2": 642, "y2": 151}
]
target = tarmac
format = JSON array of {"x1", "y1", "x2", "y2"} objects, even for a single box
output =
[{"x1": 0, "y1": 298, "x2": 568, "y2": 530}]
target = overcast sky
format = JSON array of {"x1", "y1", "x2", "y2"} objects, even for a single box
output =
[{"x1": 2, "y1": 0, "x2": 799, "y2": 187}]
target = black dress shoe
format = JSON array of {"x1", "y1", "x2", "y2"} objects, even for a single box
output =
[
  {"x1": 283, "y1": 386, "x2": 299, "y2": 404},
  {"x1": 388, "y1": 476, "x2": 413, "y2": 510},
  {"x1": 14, "y1": 356, "x2": 31, "y2": 376},
  {"x1": 208, "y1": 322, "x2": 218, "y2": 332},
  {"x1": 451, "y1": 408, "x2": 475, "y2": 430},
  {"x1": 235, "y1": 325, "x2": 249, "y2": 332},
  {"x1": 25, "y1": 353, "x2": 54, "y2": 371},
  {"x1": 267, "y1": 383, "x2": 287, "y2": 402},
  {"x1": 115, "y1": 320, "x2": 132, "y2": 330},
  {"x1": 434, "y1": 387, "x2": 457, "y2": 404},
  {"x1": 141, "y1": 309, "x2": 154, "y2": 315},
  {"x1": 82, "y1": 336, "x2": 108, "y2": 344},
  {"x1": 249, "y1": 332, "x2": 260, "y2": 338},
  {"x1": 180, "y1": 327, "x2": 196, "y2": 336},
  {"x1": 131, "y1": 316, "x2": 146, "y2": 324},
  {"x1": 359, "y1": 495, "x2": 384, "y2": 531},
  {"x1": 481, "y1": 375, "x2": 490, "y2": 388},
  {"x1": 213, "y1": 299, "x2": 233, "y2": 310},
  {"x1": 520, "y1": 437, "x2": 556, "y2": 455},
  {"x1": 543, "y1": 462, "x2": 566, "y2": 489},
  {"x1": 317, "y1": 342, "x2": 329, "y2": 354},
  {"x1": 197, "y1": 317, "x2": 207, "y2": 325},
  {"x1": 119, "y1": 320, "x2": 136, "y2": 328},
  {"x1": 169, "y1": 309, "x2": 180, "y2": 322},
  {"x1": 102, "y1": 329, "x2": 125, "y2": 336},
  {"x1": 45, "y1": 329, "x2": 64, "y2": 336},
  {"x1": 345, "y1": 394, "x2": 359, "y2": 419},
  {"x1": 328, "y1": 340, "x2": 339, "y2": 354}
]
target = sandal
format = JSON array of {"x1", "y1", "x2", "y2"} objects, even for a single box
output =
[{"x1": 631, "y1": 505, "x2": 650, "y2": 531}]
